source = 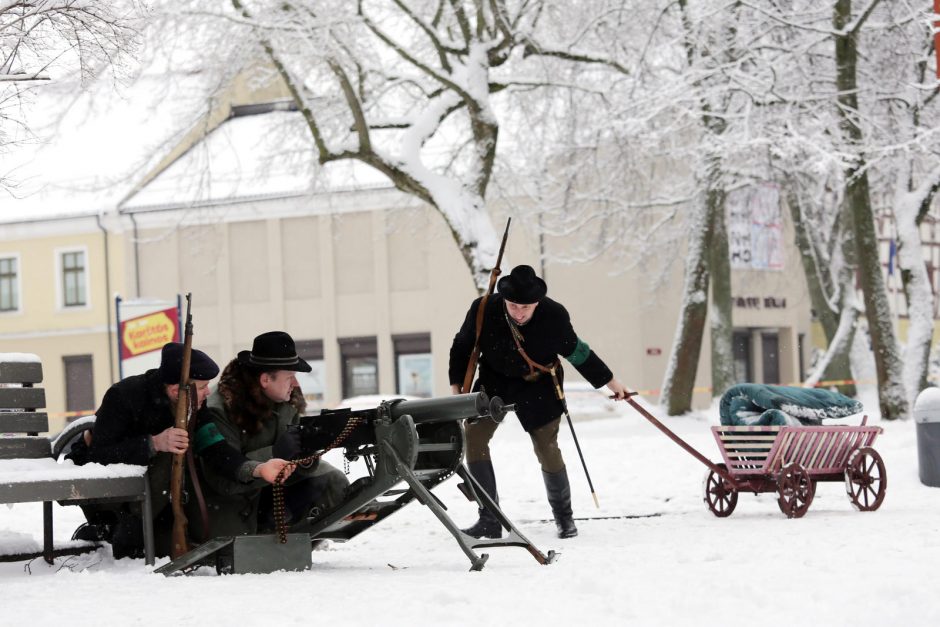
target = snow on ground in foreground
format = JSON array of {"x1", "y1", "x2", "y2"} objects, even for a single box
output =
[{"x1": 2, "y1": 389, "x2": 939, "y2": 627}]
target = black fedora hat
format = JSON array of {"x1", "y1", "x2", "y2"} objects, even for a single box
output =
[
  {"x1": 237, "y1": 331, "x2": 311, "y2": 373},
  {"x1": 497, "y1": 265, "x2": 547, "y2": 304}
]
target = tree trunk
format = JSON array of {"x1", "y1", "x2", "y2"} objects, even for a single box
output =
[
  {"x1": 783, "y1": 183, "x2": 856, "y2": 395},
  {"x1": 661, "y1": 202, "x2": 712, "y2": 415},
  {"x1": 707, "y1": 184, "x2": 735, "y2": 398},
  {"x1": 834, "y1": 0, "x2": 907, "y2": 419},
  {"x1": 895, "y1": 168, "x2": 940, "y2": 401}
]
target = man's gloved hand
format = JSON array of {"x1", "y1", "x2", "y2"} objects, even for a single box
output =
[{"x1": 272, "y1": 426, "x2": 303, "y2": 460}]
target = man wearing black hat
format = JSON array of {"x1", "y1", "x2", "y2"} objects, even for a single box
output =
[
  {"x1": 71, "y1": 342, "x2": 221, "y2": 558},
  {"x1": 449, "y1": 264, "x2": 629, "y2": 539},
  {"x1": 190, "y1": 331, "x2": 349, "y2": 540}
]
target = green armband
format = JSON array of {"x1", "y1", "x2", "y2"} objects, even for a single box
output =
[
  {"x1": 194, "y1": 422, "x2": 225, "y2": 453},
  {"x1": 565, "y1": 338, "x2": 591, "y2": 367}
]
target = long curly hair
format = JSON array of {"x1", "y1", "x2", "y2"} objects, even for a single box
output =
[{"x1": 217, "y1": 359, "x2": 307, "y2": 435}]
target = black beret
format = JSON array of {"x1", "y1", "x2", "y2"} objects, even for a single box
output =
[{"x1": 158, "y1": 342, "x2": 220, "y2": 384}]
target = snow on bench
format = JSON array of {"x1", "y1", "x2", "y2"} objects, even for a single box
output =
[{"x1": 0, "y1": 354, "x2": 154, "y2": 565}]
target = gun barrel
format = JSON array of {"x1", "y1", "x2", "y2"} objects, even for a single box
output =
[{"x1": 391, "y1": 392, "x2": 512, "y2": 424}]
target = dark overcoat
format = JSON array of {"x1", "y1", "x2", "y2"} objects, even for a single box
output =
[
  {"x1": 89, "y1": 368, "x2": 209, "y2": 466},
  {"x1": 449, "y1": 294, "x2": 613, "y2": 432}
]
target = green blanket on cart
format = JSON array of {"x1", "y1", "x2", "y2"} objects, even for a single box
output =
[{"x1": 719, "y1": 384, "x2": 863, "y2": 426}]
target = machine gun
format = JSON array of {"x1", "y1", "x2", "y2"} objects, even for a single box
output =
[{"x1": 157, "y1": 392, "x2": 556, "y2": 575}]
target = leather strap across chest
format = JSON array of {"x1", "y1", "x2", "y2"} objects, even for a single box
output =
[{"x1": 503, "y1": 311, "x2": 558, "y2": 378}]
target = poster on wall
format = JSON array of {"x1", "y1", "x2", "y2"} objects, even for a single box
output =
[
  {"x1": 116, "y1": 296, "x2": 180, "y2": 380},
  {"x1": 398, "y1": 353, "x2": 433, "y2": 397},
  {"x1": 727, "y1": 184, "x2": 784, "y2": 271}
]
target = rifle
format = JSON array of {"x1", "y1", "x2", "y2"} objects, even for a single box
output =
[
  {"x1": 170, "y1": 293, "x2": 194, "y2": 559},
  {"x1": 461, "y1": 217, "x2": 511, "y2": 394}
]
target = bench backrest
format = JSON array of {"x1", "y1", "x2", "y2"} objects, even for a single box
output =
[{"x1": 0, "y1": 357, "x2": 51, "y2": 459}]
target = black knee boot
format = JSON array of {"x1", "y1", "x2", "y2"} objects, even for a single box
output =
[
  {"x1": 461, "y1": 460, "x2": 503, "y2": 539},
  {"x1": 543, "y1": 467, "x2": 578, "y2": 538}
]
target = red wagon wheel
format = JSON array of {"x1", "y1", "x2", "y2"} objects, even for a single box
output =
[
  {"x1": 777, "y1": 462, "x2": 814, "y2": 518},
  {"x1": 703, "y1": 463, "x2": 738, "y2": 517},
  {"x1": 844, "y1": 446, "x2": 887, "y2": 511}
]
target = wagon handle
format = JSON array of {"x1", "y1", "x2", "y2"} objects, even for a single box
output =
[{"x1": 618, "y1": 392, "x2": 740, "y2": 488}]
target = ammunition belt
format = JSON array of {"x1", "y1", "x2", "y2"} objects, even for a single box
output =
[{"x1": 272, "y1": 416, "x2": 364, "y2": 544}]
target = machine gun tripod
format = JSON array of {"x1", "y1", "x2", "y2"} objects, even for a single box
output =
[{"x1": 157, "y1": 393, "x2": 556, "y2": 575}]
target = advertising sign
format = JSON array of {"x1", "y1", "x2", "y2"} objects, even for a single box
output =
[
  {"x1": 120, "y1": 308, "x2": 179, "y2": 360},
  {"x1": 116, "y1": 297, "x2": 180, "y2": 379}
]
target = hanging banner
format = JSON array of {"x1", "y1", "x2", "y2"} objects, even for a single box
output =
[
  {"x1": 727, "y1": 184, "x2": 784, "y2": 271},
  {"x1": 116, "y1": 297, "x2": 181, "y2": 379}
]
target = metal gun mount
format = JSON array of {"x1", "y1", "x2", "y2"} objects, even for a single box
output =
[{"x1": 157, "y1": 392, "x2": 556, "y2": 575}]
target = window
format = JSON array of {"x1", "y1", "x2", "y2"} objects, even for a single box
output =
[
  {"x1": 732, "y1": 330, "x2": 752, "y2": 383},
  {"x1": 761, "y1": 332, "x2": 780, "y2": 384},
  {"x1": 0, "y1": 256, "x2": 18, "y2": 312},
  {"x1": 393, "y1": 333, "x2": 432, "y2": 397},
  {"x1": 339, "y1": 336, "x2": 378, "y2": 399},
  {"x1": 61, "y1": 250, "x2": 87, "y2": 307},
  {"x1": 797, "y1": 333, "x2": 806, "y2": 382},
  {"x1": 295, "y1": 339, "x2": 326, "y2": 410},
  {"x1": 64, "y1": 355, "x2": 95, "y2": 419}
]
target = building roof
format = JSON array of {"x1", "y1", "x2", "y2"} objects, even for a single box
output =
[
  {"x1": 120, "y1": 108, "x2": 391, "y2": 213},
  {"x1": 0, "y1": 69, "x2": 219, "y2": 225}
]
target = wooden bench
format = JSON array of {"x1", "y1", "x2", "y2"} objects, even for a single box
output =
[{"x1": 0, "y1": 354, "x2": 155, "y2": 565}]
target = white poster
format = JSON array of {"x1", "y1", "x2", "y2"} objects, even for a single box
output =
[
  {"x1": 727, "y1": 184, "x2": 784, "y2": 271},
  {"x1": 398, "y1": 353, "x2": 433, "y2": 397}
]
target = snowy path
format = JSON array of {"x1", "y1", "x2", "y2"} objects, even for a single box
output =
[{"x1": 2, "y1": 397, "x2": 938, "y2": 627}]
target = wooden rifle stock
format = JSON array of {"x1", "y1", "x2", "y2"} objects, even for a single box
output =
[
  {"x1": 170, "y1": 293, "x2": 194, "y2": 559},
  {"x1": 461, "y1": 218, "x2": 511, "y2": 394}
]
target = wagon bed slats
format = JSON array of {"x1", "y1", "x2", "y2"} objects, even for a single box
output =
[
  {"x1": 717, "y1": 434, "x2": 779, "y2": 441},
  {"x1": 711, "y1": 423, "x2": 883, "y2": 477}
]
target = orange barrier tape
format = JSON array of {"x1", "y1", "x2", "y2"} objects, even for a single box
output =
[
  {"x1": 47, "y1": 410, "x2": 96, "y2": 420},
  {"x1": 628, "y1": 378, "x2": 881, "y2": 398}
]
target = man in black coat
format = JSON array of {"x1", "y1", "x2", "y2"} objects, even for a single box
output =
[
  {"x1": 71, "y1": 342, "x2": 219, "y2": 558},
  {"x1": 449, "y1": 264, "x2": 629, "y2": 539}
]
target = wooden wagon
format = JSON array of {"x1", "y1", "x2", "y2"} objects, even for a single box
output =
[
  {"x1": 703, "y1": 419, "x2": 885, "y2": 518},
  {"x1": 625, "y1": 395, "x2": 886, "y2": 519}
]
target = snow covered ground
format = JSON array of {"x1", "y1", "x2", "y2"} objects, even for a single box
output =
[{"x1": 2, "y1": 387, "x2": 939, "y2": 627}]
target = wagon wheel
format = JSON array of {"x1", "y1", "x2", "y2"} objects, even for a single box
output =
[
  {"x1": 776, "y1": 462, "x2": 814, "y2": 519},
  {"x1": 844, "y1": 447, "x2": 887, "y2": 512},
  {"x1": 703, "y1": 463, "x2": 738, "y2": 517}
]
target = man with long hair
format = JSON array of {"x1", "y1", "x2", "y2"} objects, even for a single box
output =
[{"x1": 191, "y1": 331, "x2": 348, "y2": 540}]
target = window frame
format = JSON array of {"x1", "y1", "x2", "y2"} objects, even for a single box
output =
[
  {"x1": 393, "y1": 333, "x2": 432, "y2": 397},
  {"x1": 55, "y1": 245, "x2": 90, "y2": 310},
  {"x1": 0, "y1": 252, "x2": 21, "y2": 314},
  {"x1": 338, "y1": 336, "x2": 379, "y2": 400}
]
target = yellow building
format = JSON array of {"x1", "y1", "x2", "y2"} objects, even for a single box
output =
[
  {"x1": 1, "y1": 74, "x2": 821, "y2": 432},
  {"x1": 0, "y1": 212, "x2": 127, "y2": 431}
]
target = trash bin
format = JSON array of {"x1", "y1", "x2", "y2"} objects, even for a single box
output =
[{"x1": 913, "y1": 388, "x2": 940, "y2": 487}]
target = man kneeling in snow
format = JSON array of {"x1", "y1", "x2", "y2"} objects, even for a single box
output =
[{"x1": 68, "y1": 343, "x2": 219, "y2": 559}]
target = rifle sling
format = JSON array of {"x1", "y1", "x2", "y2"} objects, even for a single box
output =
[
  {"x1": 184, "y1": 385, "x2": 210, "y2": 542},
  {"x1": 503, "y1": 310, "x2": 564, "y2": 401}
]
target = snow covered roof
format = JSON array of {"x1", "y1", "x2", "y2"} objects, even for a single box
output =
[
  {"x1": 0, "y1": 68, "x2": 219, "y2": 225},
  {"x1": 120, "y1": 109, "x2": 392, "y2": 213}
]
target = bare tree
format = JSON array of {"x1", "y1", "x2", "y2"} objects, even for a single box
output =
[
  {"x1": 1, "y1": 1, "x2": 142, "y2": 190},
  {"x1": 197, "y1": 0, "x2": 638, "y2": 292}
]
